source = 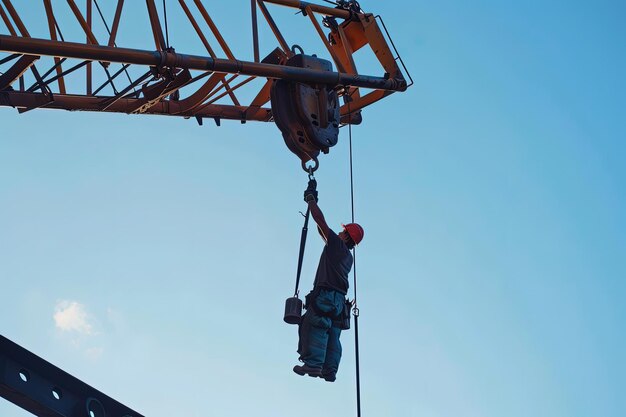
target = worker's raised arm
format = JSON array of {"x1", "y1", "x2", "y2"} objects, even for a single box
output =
[
  {"x1": 307, "y1": 200, "x2": 331, "y2": 242},
  {"x1": 303, "y1": 179, "x2": 331, "y2": 242}
]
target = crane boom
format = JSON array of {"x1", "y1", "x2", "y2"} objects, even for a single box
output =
[
  {"x1": 0, "y1": 5, "x2": 413, "y2": 416},
  {"x1": 0, "y1": 0, "x2": 410, "y2": 124}
]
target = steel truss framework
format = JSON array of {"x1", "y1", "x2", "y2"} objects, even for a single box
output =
[{"x1": 0, "y1": 0, "x2": 411, "y2": 125}]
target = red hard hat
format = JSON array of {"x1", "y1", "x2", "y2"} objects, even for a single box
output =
[{"x1": 343, "y1": 223, "x2": 364, "y2": 245}]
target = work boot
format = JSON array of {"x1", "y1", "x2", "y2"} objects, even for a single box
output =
[
  {"x1": 293, "y1": 364, "x2": 322, "y2": 378},
  {"x1": 322, "y1": 371, "x2": 336, "y2": 382}
]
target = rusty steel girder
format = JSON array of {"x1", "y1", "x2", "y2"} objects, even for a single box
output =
[{"x1": 0, "y1": 0, "x2": 411, "y2": 125}]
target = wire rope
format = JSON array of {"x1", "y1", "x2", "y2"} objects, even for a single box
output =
[
  {"x1": 347, "y1": 98, "x2": 362, "y2": 417},
  {"x1": 92, "y1": 0, "x2": 135, "y2": 92},
  {"x1": 163, "y1": 0, "x2": 170, "y2": 49}
]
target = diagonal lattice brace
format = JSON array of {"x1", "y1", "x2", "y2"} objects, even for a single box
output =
[{"x1": 0, "y1": 54, "x2": 36, "y2": 90}]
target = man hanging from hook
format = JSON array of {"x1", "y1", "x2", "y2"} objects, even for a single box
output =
[{"x1": 294, "y1": 178, "x2": 364, "y2": 382}]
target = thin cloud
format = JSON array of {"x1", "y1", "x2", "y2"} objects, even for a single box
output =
[
  {"x1": 53, "y1": 301, "x2": 94, "y2": 335},
  {"x1": 85, "y1": 347, "x2": 104, "y2": 360}
]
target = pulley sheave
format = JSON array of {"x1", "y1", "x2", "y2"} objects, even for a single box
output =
[{"x1": 270, "y1": 52, "x2": 340, "y2": 166}]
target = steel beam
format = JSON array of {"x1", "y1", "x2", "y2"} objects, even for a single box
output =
[
  {"x1": 305, "y1": 5, "x2": 347, "y2": 73},
  {"x1": 193, "y1": 0, "x2": 236, "y2": 60},
  {"x1": 2, "y1": 0, "x2": 30, "y2": 37},
  {"x1": 244, "y1": 78, "x2": 272, "y2": 119},
  {"x1": 0, "y1": 55, "x2": 37, "y2": 90},
  {"x1": 256, "y1": 0, "x2": 291, "y2": 57},
  {"x1": 0, "y1": 3, "x2": 18, "y2": 36},
  {"x1": 107, "y1": 0, "x2": 124, "y2": 47},
  {"x1": 0, "y1": 90, "x2": 272, "y2": 121},
  {"x1": 262, "y1": 0, "x2": 352, "y2": 19},
  {"x1": 65, "y1": 0, "x2": 98, "y2": 45},
  {"x1": 171, "y1": 72, "x2": 225, "y2": 114},
  {"x1": 178, "y1": 0, "x2": 239, "y2": 105},
  {"x1": 145, "y1": 0, "x2": 166, "y2": 51},
  {"x1": 178, "y1": 0, "x2": 217, "y2": 58},
  {"x1": 43, "y1": 0, "x2": 67, "y2": 94},
  {"x1": 0, "y1": 334, "x2": 143, "y2": 417},
  {"x1": 0, "y1": 35, "x2": 407, "y2": 91}
]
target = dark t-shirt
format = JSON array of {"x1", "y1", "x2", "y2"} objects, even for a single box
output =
[{"x1": 313, "y1": 229, "x2": 353, "y2": 295}]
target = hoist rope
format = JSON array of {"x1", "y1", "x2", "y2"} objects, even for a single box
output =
[
  {"x1": 347, "y1": 98, "x2": 362, "y2": 417},
  {"x1": 92, "y1": 0, "x2": 134, "y2": 91},
  {"x1": 92, "y1": 0, "x2": 112, "y2": 38},
  {"x1": 163, "y1": 0, "x2": 170, "y2": 49}
]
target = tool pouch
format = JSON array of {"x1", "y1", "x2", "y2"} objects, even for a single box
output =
[
  {"x1": 338, "y1": 298, "x2": 352, "y2": 330},
  {"x1": 304, "y1": 289, "x2": 316, "y2": 311}
]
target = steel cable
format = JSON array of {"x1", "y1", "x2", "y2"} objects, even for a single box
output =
[
  {"x1": 93, "y1": 0, "x2": 134, "y2": 92},
  {"x1": 347, "y1": 98, "x2": 362, "y2": 417},
  {"x1": 163, "y1": 0, "x2": 170, "y2": 49}
]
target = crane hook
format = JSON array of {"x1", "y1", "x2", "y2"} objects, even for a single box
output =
[{"x1": 302, "y1": 157, "x2": 319, "y2": 176}]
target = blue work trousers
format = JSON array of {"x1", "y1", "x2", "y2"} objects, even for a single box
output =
[{"x1": 297, "y1": 288, "x2": 345, "y2": 374}]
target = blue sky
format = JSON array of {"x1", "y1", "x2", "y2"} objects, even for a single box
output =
[{"x1": 1, "y1": 1, "x2": 625, "y2": 417}]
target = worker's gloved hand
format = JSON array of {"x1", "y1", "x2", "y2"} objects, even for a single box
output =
[
  {"x1": 304, "y1": 188, "x2": 318, "y2": 203},
  {"x1": 304, "y1": 178, "x2": 318, "y2": 203}
]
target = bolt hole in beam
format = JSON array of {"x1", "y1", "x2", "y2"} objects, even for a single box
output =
[
  {"x1": 86, "y1": 397, "x2": 106, "y2": 417},
  {"x1": 52, "y1": 387, "x2": 63, "y2": 400},
  {"x1": 18, "y1": 369, "x2": 30, "y2": 382}
]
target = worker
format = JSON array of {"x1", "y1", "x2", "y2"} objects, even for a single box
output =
[{"x1": 293, "y1": 179, "x2": 364, "y2": 382}]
